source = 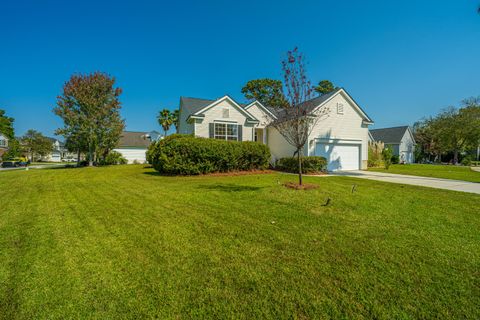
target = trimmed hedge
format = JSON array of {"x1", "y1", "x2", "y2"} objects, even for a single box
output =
[
  {"x1": 149, "y1": 134, "x2": 271, "y2": 175},
  {"x1": 276, "y1": 156, "x2": 327, "y2": 173}
]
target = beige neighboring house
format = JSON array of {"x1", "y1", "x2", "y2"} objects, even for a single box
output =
[
  {"x1": 0, "y1": 133, "x2": 9, "y2": 160},
  {"x1": 178, "y1": 88, "x2": 374, "y2": 171},
  {"x1": 114, "y1": 131, "x2": 162, "y2": 164}
]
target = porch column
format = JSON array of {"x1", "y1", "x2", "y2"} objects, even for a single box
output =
[{"x1": 263, "y1": 128, "x2": 267, "y2": 144}]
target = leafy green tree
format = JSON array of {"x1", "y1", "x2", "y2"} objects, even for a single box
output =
[
  {"x1": 21, "y1": 130, "x2": 53, "y2": 161},
  {"x1": 241, "y1": 78, "x2": 286, "y2": 107},
  {"x1": 433, "y1": 108, "x2": 472, "y2": 164},
  {"x1": 157, "y1": 109, "x2": 173, "y2": 137},
  {"x1": 382, "y1": 145, "x2": 393, "y2": 169},
  {"x1": 64, "y1": 132, "x2": 88, "y2": 165},
  {"x1": 2, "y1": 139, "x2": 21, "y2": 160},
  {"x1": 54, "y1": 72, "x2": 125, "y2": 166},
  {"x1": 0, "y1": 109, "x2": 20, "y2": 160},
  {"x1": 314, "y1": 80, "x2": 338, "y2": 96},
  {"x1": 412, "y1": 118, "x2": 445, "y2": 162},
  {"x1": 172, "y1": 109, "x2": 180, "y2": 133},
  {"x1": 0, "y1": 109, "x2": 15, "y2": 140},
  {"x1": 460, "y1": 97, "x2": 480, "y2": 157}
]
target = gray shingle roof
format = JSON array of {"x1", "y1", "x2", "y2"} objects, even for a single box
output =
[
  {"x1": 179, "y1": 88, "x2": 373, "y2": 123},
  {"x1": 180, "y1": 96, "x2": 250, "y2": 116},
  {"x1": 296, "y1": 88, "x2": 342, "y2": 113},
  {"x1": 117, "y1": 131, "x2": 152, "y2": 148},
  {"x1": 370, "y1": 126, "x2": 410, "y2": 143},
  {"x1": 180, "y1": 97, "x2": 216, "y2": 116},
  {"x1": 180, "y1": 96, "x2": 255, "y2": 122},
  {"x1": 269, "y1": 88, "x2": 373, "y2": 123}
]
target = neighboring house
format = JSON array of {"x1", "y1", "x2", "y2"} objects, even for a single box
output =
[
  {"x1": 43, "y1": 138, "x2": 64, "y2": 162},
  {"x1": 369, "y1": 126, "x2": 416, "y2": 164},
  {"x1": 0, "y1": 133, "x2": 8, "y2": 159},
  {"x1": 114, "y1": 131, "x2": 162, "y2": 164},
  {"x1": 178, "y1": 88, "x2": 374, "y2": 171},
  {"x1": 40, "y1": 138, "x2": 78, "y2": 162}
]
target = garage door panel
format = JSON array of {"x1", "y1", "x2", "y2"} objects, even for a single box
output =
[{"x1": 315, "y1": 143, "x2": 360, "y2": 171}]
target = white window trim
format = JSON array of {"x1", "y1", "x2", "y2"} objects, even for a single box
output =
[{"x1": 214, "y1": 122, "x2": 238, "y2": 141}]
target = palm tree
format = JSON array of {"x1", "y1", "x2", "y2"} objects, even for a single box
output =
[
  {"x1": 172, "y1": 109, "x2": 180, "y2": 133},
  {"x1": 157, "y1": 109, "x2": 173, "y2": 137}
]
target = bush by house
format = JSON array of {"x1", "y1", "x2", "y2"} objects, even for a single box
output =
[{"x1": 149, "y1": 134, "x2": 271, "y2": 175}]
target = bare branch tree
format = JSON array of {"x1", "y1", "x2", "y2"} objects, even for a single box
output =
[{"x1": 269, "y1": 48, "x2": 329, "y2": 185}]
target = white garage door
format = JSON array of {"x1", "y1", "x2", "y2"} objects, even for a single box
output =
[
  {"x1": 314, "y1": 143, "x2": 360, "y2": 171},
  {"x1": 113, "y1": 148, "x2": 147, "y2": 164}
]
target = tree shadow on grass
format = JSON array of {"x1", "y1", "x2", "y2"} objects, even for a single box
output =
[
  {"x1": 143, "y1": 171, "x2": 176, "y2": 177},
  {"x1": 197, "y1": 184, "x2": 264, "y2": 192}
]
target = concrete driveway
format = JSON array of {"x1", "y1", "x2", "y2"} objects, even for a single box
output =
[{"x1": 330, "y1": 170, "x2": 480, "y2": 195}]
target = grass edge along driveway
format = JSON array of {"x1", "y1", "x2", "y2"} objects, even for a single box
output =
[{"x1": 369, "y1": 163, "x2": 480, "y2": 183}]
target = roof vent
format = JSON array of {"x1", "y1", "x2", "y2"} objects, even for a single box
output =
[{"x1": 337, "y1": 103, "x2": 344, "y2": 114}]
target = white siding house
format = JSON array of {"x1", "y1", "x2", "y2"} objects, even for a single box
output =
[
  {"x1": 178, "y1": 88, "x2": 374, "y2": 171},
  {"x1": 113, "y1": 131, "x2": 161, "y2": 164},
  {"x1": 370, "y1": 126, "x2": 416, "y2": 164}
]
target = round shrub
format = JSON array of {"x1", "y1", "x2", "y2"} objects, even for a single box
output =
[
  {"x1": 149, "y1": 134, "x2": 271, "y2": 175},
  {"x1": 99, "y1": 151, "x2": 128, "y2": 166},
  {"x1": 391, "y1": 154, "x2": 400, "y2": 164},
  {"x1": 276, "y1": 156, "x2": 327, "y2": 173},
  {"x1": 461, "y1": 156, "x2": 472, "y2": 166}
]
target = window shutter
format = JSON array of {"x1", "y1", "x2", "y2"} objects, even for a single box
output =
[
  {"x1": 238, "y1": 125, "x2": 242, "y2": 141},
  {"x1": 209, "y1": 123, "x2": 214, "y2": 138}
]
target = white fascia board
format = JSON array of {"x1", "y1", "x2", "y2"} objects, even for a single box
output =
[
  {"x1": 244, "y1": 101, "x2": 277, "y2": 120},
  {"x1": 193, "y1": 95, "x2": 259, "y2": 121}
]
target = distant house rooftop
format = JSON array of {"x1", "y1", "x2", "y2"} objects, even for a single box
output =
[
  {"x1": 117, "y1": 131, "x2": 160, "y2": 148},
  {"x1": 369, "y1": 126, "x2": 410, "y2": 144}
]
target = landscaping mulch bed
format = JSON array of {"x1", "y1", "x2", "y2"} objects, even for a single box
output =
[{"x1": 206, "y1": 169, "x2": 275, "y2": 177}]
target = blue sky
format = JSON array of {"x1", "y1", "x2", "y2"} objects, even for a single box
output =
[{"x1": 1, "y1": 0, "x2": 479, "y2": 137}]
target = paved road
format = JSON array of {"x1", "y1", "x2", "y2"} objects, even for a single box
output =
[
  {"x1": 0, "y1": 163, "x2": 67, "y2": 172},
  {"x1": 326, "y1": 170, "x2": 480, "y2": 195}
]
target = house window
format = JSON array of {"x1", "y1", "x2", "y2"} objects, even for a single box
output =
[
  {"x1": 254, "y1": 130, "x2": 258, "y2": 142},
  {"x1": 0, "y1": 139, "x2": 6, "y2": 147},
  {"x1": 337, "y1": 103, "x2": 344, "y2": 114},
  {"x1": 214, "y1": 123, "x2": 238, "y2": 141},
  {"x1": 222, "y1": 108, "x2": 229, "y2": 118}
]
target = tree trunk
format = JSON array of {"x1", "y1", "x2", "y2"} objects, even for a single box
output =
[
  {"x1": 88, "y1": 143, "x2": 94, "y2": 167},
  {"x1": 297, "y1": 148, "x2": 303, "y2": 186},
  {"x1": 453, "y1": 150, "x2": 459, "y2": 164}
]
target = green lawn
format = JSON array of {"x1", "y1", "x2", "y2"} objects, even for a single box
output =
[
  {"x1": 1, "y1": 166, "x2": 479, "y2": 319},
  {"x1": 369, "y1": 163, "x2": 480, "y2": 182}
]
